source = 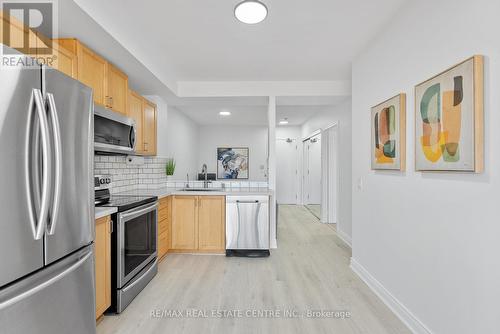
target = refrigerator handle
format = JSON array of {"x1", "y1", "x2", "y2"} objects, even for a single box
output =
[
  {"x1": 25, "y1": 89, "x2": 52, "y2": 240},
  {"x1": 46, "y1": 93, "x2": 62, "y2": 235}
]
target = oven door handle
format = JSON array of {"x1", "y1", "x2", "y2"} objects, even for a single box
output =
[{"x1": 118, "y1": 202, "x2": 158, "y2": 222}]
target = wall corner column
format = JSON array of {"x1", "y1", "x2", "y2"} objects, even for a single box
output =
[{"x1": 268, "y1": 96, "x2": 277, "y2": 248}]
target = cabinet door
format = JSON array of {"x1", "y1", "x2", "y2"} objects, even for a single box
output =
[
  {"x1": 95, "y1": 216, "x2": 111, "y2": 319},
  {"x1": 142, "y1": 98, "x2": 157, "y2": 155},
  {"x1": 0, "y1": 12, "x2": 31, "y2": 54},
  {"x1": 127, "y1": 90, "x2": 144, "y2": 154},
  {"x1": 76, "y1": 43, "x2": 107, "y2": 107},
  {"x1": 198, "y1": 196, "x2": 225, "y2": 251},
  {"x1": 106, "y1": 63, "x2": 128, "y2": 115},
  {"x1": 36, "y1": 37, "x2": 77, "y2": 79},
  {"x1": 171, "y1": 196, "x2": 198, "y2": 250}
]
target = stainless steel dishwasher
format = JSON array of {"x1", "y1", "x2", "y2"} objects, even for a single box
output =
[{"x1": 226, "y1": 196, "x2": 270, "y2": 257}]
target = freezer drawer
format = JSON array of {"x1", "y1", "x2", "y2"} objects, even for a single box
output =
[
  {"x1": 226, "y1": 196, "x2": 269, "y2": 250},
  {"x1": 0, "y1": 246, "x2": 96, "y2": 334}
]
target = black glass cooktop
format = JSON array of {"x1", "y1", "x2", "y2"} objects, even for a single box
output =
[{"x1": 97, "y1": 195, "x2": 158, "y2": 212}]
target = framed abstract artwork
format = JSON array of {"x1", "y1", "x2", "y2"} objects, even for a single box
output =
[
  {"x1": 217, "y1": 147, "x2": 249, "y2": 179},
  {"x1": 371, "y1": 93, "x2": 406, "y2": 170},
  {"x1": 415, "y1": 55, "x2": 483, "y2": 172}
]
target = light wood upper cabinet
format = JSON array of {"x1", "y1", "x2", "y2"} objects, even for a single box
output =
[
  {"x1": 105, "y1": 63, "x2": 128, "y2": 115},
  {"x1": 171, "y1": 196, "x2": 198, "y2": 250},
  {"x1": 36, "y1": 37, "x2": 77, "y2": 79},
  {"x1": 198, "y1": 196, "x2": 225, "y2": 251},
  {"x1": 142, "y1": 98, "x2": 157, "y2": 155},
  {"x1": 127, "y1": 90, "x2": 144, "y2": 153},
  {"x1": 95, "y1": 215, "x2": 112, "y2": 320},
  {"x1": 127, "y1": 92, "x2": 157, "y2": 156},
  {"x1": 71, "y1": 40, "x2": 107, "y2": 107},
  {"x1": 57, "y1": 39, "x2": 128, "y2": 112},
  {"x1": 0, "y1": 11, "x2": 31, "y2": 54},
  {"x1": 1, "y1": 13, "x2": 76, "y2": 78},
  {"x1": 171, "y1": 196, "x2": 225, "y2": 253}
]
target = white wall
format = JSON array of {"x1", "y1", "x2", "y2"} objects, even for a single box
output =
[
  {"x1": 301, "y1": 101, "x2": 352, "y2": 243},
  {"x1": 147, "y1": 95, "x2": 200, "y2": 180},
  {"x1": 351, "y1": 1, "x2": 500, "y2": 333},
  {"x1": 197, "y1": 125, "x2": 268, "y2": 181}
]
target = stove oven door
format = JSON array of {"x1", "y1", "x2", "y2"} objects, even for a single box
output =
[{"x1": 116, "y1": 202, "x2": 157, "y2": 288}]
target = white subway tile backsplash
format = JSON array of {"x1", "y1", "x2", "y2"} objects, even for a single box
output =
[{"x1": 94, "y1": 155, "x2": 268, "y2": 194}]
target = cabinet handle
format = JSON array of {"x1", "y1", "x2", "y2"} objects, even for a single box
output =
[
  {"x1": 109, "y1": 220, "x2": 113, "y2": 234},
  {"x1": 105, "y1": 96, "x2": 112, "y2": 108}
]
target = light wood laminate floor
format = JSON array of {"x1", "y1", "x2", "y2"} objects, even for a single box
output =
[{"x1": 98, "y1": 205, "x2": 410, "y2": 334}]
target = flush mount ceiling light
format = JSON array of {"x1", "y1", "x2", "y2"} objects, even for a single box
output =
[
  {"x1": 219, "y1": 111, "x2": 231, "y2": 116},
  {"x1": 279, "y1": 118, "x2": 289, "y2": 125},
  {"x1": 234, "y1": 0, "x2": 268, "y2": 24}
]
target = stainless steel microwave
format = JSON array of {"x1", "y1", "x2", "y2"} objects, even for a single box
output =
[{"x1": 94, "y1": 105, "x2": 136, "y2": 154}]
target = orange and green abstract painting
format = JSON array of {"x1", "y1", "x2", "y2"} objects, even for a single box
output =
[
  {"x1": 415, "y1": 57, "x2": 478, "y2": 171},
  {"x1": 371, "y1": 94, "x2": 405, "y2": 170}
]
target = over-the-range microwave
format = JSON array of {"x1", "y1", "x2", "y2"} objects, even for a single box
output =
[{"x1": 94, "y1": 105, "x2": 136, "y2": 155}]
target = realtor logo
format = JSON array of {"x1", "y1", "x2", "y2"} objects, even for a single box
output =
[{"x1": 2, "y1": 1, "x2": 55, "y2": 55}]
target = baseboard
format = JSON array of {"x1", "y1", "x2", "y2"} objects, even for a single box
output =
[
  {"x1": 350, "y1": 258, "x2": 433, "y2": 334},
  {"x1": 336, "y1": 229, "x2": 352, "y2": 248}
]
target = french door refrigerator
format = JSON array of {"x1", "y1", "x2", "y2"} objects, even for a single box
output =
[{"x1": 0, "y1": 46, "x2": 96, "y2": 334}]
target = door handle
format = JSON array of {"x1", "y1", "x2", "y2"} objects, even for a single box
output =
[
  {"x1": 46, "y1": 93, "x2": 62, "y2": 235},
  {"x1": 24, "y1": 89, "x2": 51, "y2": 240}
]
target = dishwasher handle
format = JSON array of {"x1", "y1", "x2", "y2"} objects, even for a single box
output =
[{"x1": 236, "y1": 200, "x2": 259, "y2": 204}]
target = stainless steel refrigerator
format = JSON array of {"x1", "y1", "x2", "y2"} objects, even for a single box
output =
[{"x1": 0, "y1": 46, "x2": 96, "y2": 333}]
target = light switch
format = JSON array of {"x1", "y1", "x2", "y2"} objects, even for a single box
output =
[{"x1": 357, "y1": 177, "x2": 363, "y2": 190}]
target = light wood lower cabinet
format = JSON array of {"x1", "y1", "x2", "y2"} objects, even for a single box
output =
[
  {"x1": 171, "y1": 196, "x2": 225, "y2": 253},
  {"x1": 198, "y1": 196, "x2": 226, "y2": 251},
  {"x1": 158, "y1": 197, "x2": 171, "y2": 260},
  {"x1": 171, "y1": 196, "x2": 198, "y2": 250},
  {"x1": 95, "y1": 215, "x2": 112, "y2": 320}
]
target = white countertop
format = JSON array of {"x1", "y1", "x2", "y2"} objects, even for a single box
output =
[
  {"x1": 95, "y1": 207, "x2": 117, "y2": 219},
  {"x1": 117, "y1": 187, "x2": 273, "y2": 199}
]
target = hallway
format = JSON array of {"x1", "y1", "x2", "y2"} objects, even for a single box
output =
[{"x1": 98, "y1": 205, "x2": 409, "y2": 334}]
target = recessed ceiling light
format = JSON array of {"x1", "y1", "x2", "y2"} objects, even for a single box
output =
[
  {"x1": 279, "y1": 118, "x2": 289, "y2": 125},
  {"x1": 234, "y1": 0, "x2": 268, "y2": 24},
  {"x1": 219, "y1": 111, "x2": 231, "y2": 116}
]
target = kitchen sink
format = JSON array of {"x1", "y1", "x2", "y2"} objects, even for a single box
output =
[{"x1": 177, "y1": 188, "x2": 224, "y2": 192}]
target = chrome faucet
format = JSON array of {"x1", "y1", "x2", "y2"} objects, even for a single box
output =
[
  {"x1": 202, "y1": 163, "x2": 211, "y2": 188},
  {"x1": 185, "y1": 173, "x2": 190, "y2": 188}
]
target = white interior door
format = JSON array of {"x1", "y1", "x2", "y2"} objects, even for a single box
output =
[
  {"x1": 276, "y1": 139, "x2": 298, "y2": 204},
  {"x1": 307, "y1": 136, "x2": 322, "y2": 205}
]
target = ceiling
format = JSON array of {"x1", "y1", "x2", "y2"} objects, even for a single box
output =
[
  {"x1": 74, "y1": 0, "x2": 407, "y2": 85},
  {"x1": 170, "y1": 96, "x2": 349, "y2": 126}
]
